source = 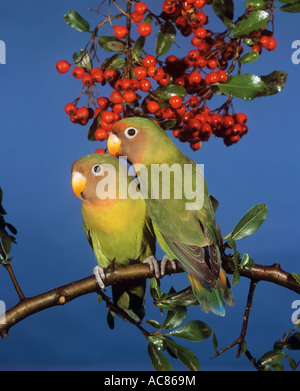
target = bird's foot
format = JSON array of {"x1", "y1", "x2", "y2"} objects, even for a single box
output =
[
  {"x1": 161, "y1": 255, "x2": 178, "y2": 277},
  {"x1": 93, "y1": 265, "x2": 107, "y2": 290},
  {"x1": 143, "y1": 255, "x2": 160, "y2": 279}
]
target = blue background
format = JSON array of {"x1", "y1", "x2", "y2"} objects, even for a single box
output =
[{"x1": 0, "y1": 1, "x2": 299, "y2": 371}]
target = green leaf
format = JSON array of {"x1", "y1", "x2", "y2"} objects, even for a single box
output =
[
  {"x1": 132, "y1": 36, "x2": 146, "y2": 61},
  {"x1": 167, "y1": 320, "x2": 212, "y2": 342},
  {"x1": 292, "y1": 273, "x2": 300, "y2": 285},
  {"x1": 240, "y1": 252, "x2": 250, "y2": 267},
  {"x1": 144, "y1": 319, "x2": 161, "y2": 329},
  {"x1": 227, "y1": 237, "x2": 236, "y2": 251},
  {"x1": 148, "y1": 336, "x2": 165, "y2": 351},
  {"x1": 232, "y1": 268, "x2": 240, "y2": 286},
  {"x1": 64, "y1": 10, "x2": 90, "y2": 32},
  {"x1": 102, "y1": 54, "x2": 125, "y2": 70},
  {"x1": 216, "y1": 71, "x2": 287, "y2": 100},
  {"x1": 87, "y1": 115, "x2": 100, "y2": 141},
  {"x1": 240, "y1": 50, "x2": 259, "y2": 64},
  {"x1": 107, "y1": 311, "x2": 115, "y2": 329},
  {"x1": 155, "y1": 286, "x2": 198, "y2": 310},
  {"x1": 286, "y1": 355, "x2": 297, "y2": 370},
  {"x1": 277, "y1": 2, "x2": 300, "y2": 12},
  {"x1": 240, "y1": 340, "x2": 247, "y2": 355},
  {"x1": 148, "y1": 343, "x2": 173, "y2": 371},
  {"x1": 73, "y1": 50, "x2": 92, "y2": 71},
  {"x1": 149, "y1": 277, "x2": 163, "y2": 300},
  {"x1": 152, "y1": 84, "x2": 187, "y2": 100},
  {"x1": 163, "y1": 306, "x2": 187, "y2": 330},
  {"x1": 232, "y1": 10, "x2": 269, "y2": 37},
  {"x1": 160, "y1": 120, "x2": 178, "y2": 130},
  {"x1": 164, "y1": 337, "x2": 200, "y2": 371},
  {"x1": 155, "y1": 22, "x2": 176, "y2": 57},
  {"x1": 212, "y1": 0, "x2": 236, "y2": 28},
  {"x1": 245, "y1": 0, "x2": 270, "y2": 10},
  {"x1": 0, "y1": 229, "x2": 12, "y2": 257},
  {"x1": 98, "y1": 36, "x2": 126, "y2": 52},
  {"x1": 5, "y1": 223, "x2": 17, "y2": 235},
  {"x1": 212, "y1": 332, "x2": 218, "y2": 351},
  {"x1": 231, "y1": 203, "x2": 267, "y2": 240},
  {"x1": 258, "y1": 349, "x2": 285, "y2": 366},
  {"x1": 272, "y1": 362, "x2": 284, "y2": 371},
  {"x1": 210, "y1": 195, "x2": 219, "y2": 213},
  {"x1": 284, "y1": 333, "x2": 300, "y2": 350}
]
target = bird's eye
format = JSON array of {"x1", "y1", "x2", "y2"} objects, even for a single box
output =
[
  {"x1": 124, "y1": 127, "x2": 138, "y2": 139},
  {"x1": 92, "y1": 164, "x2": 102, "y2": 176}
]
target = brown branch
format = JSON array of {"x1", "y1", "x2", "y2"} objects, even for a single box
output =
[
  {"x1": 0, "y1": 258, "x2": 299, "y2": 340},
  {"x1": 211, "y1": 280, "x2": 258, "y2": 360},
  {"x1": 3, "y1": 263, "x2": 25, "y2": 300}
]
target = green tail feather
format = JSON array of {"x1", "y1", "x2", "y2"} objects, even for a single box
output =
[
  {"x1": 112, "y1": 279, "x2": 146, "y2": 321},
  {"x1": 188, "y1": 268, "x2": 234, "y2": 316}
]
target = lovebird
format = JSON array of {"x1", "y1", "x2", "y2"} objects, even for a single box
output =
[
  {"x1": 71, "y1": 153, "x2": 156, "y2": 320},
  {"x1": 107, "y1": 117, "x2": 234, "y2": 316}
]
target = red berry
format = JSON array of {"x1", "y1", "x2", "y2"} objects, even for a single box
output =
[
  {"x1": 231, "y1": 124, "x2": 243, "y2": 135},
  {"x1": 131, "y1": 11, "x2": 144, "y2": 23},
  {"x1": 205, "y1": 71, "x2": 219, "y2": 84},
  {"x1": 64, "y1": 103, "x2": 77, "y2": 116},
  {"x1": 91, "y1": 68, "x2": 104, "y2": 83},
  {"x1": 235, "y1": 113, "x2": 248, "y2": 125},
  {"x1": 134, "y1": 66, "x2": 147, "y2": 80},
  {"x1": 251, "y1": 44, "x2": 262, "y2": 54},
  {"x1": 76, "y1": 107, "x2": 89, "y2": 120},
  {"x1": 72, "y1": 67, "x2": 85, "y2": 79},
  {"x1": 266, "y1": 37, "x2": 277, "y2": 51},
  {"x1": 207, "y1": 58, "x2": 218, "y2": 69},
  {"x1": 147, "y1": 101, "x2": 160, "y2": 113},
  {"x1": 113, "y1": 25, "x2": 128, "y2": 39},
  {"x1": 218, "y1": 70, "x2": 227, "y2": 83},
  {"x1": 137, "y1": 23, "x2": 152, "y2": 37},
  {"x1": 190, "y1": 141, "x2": 202, "y2": 151},
  {"x1": 188, "y1": 96, "x2": 200, "y2": 108},
  {"x1": 82, "y1": 73, "x2": 93, "y2": 87},
  {"x1": 162, "y1": 1, "x2": 175, "y2": 13},
  {"x1": 123, "y1": 90, "x2": 137, "y2": 103},
  {"x1": 142, "y1": 55, "x2": 156, "y2": 68},
  {"x1": 121, "y1": 78, "x2": 131, "y2": 90},
  {"x1": 102, "y1": 111, "x2": 115, "y2": 124},
  {"x1": 140, "y1": 79, "x2": 151, "y2": 91},
  {"x1": 134, "y1": 2, "x2": 148, "y2": 14},
  {"x1": 169, "y1": 95, "x2": 183, "y2": 109},
  {"x1": 112, "y1": 103, "x2": 124, "y2": 114},
  {"x1": 188, "y1": 71, "x2": 202, "y2": 85},
  {"x1": 188, "y1": 118, "x2": 201, "y2": 132},
  {"x1": 194, "y1": 27, "x2": 206, "y2": 39},
  {"x1": 95, "y1": 128, "x2": 109, "y2": 141},
  {"x1": 194, "y1": 0, "x2": 205, "y2": 8},
  {"x1": 56, "y1": 60, "x2": 70, "y2": 74},
  {"x1": 110, "y1": 91, "x2": 123, "y2": 104},
  {"x1": 94, "y1": 148, "x2": 106, "y2": 154},
  {"x1": 97, "y1": 97, "x2": 110, "y2": 110},
  {"x1": 223, "y1": 115, "x2": 235, "y2": 129},
  {"x1": 104, "y1": 68, "x2": 117, "y2": 82}
]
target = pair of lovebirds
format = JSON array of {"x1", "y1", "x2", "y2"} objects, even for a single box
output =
[{"x1": 71, "y1": 117, "x2": 234, "y2": 321}]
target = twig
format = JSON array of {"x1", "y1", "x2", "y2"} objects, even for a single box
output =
[
  {"x1": 3, "y1": 262, "x2": 25, "y2": 301},
  {"x1": 211, "y1": 280, "x2": 257, "y2": 359}
]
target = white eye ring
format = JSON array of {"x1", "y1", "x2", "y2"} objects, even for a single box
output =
[
  {"x1": 124, "y1": 127, "x2": 138, "y2": 139},
  {"x1": 92, "y1": 164, "x2": 102, "y2": 176}
]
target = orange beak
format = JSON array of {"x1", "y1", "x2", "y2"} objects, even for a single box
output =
[
  {"x1": 107, "y1": 133, "x2": 122, "y2": 156},
  {"x1": 72, "y1": 172, "x2": 87, "y2": 199}
]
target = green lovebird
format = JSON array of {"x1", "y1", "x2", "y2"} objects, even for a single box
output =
[
  {"x1": 71, "y1": 153, "x2": 156, "y2": 321},
  {"x1": 107, "y1": 117, "x2": 234, "y2": 316}
]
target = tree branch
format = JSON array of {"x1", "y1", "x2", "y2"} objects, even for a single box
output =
[{"x1": 0, "y1": 258, "x2": 299, "y2": 340}]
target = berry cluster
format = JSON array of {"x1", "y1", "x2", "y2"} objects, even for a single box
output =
[{"x1": 57, "y1": 0, "x2": 277, "y2": 152}]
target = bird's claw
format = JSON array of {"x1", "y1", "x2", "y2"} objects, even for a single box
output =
[
  {"x1": 161, "y1": 255, "x2": 177, "y2": 277},
  {"x1": 143, "y1": 255, "x2": 160, "y2": 279},
  {"x1": 93, "y1": 265, "x2": 107, "y2": 290}
]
